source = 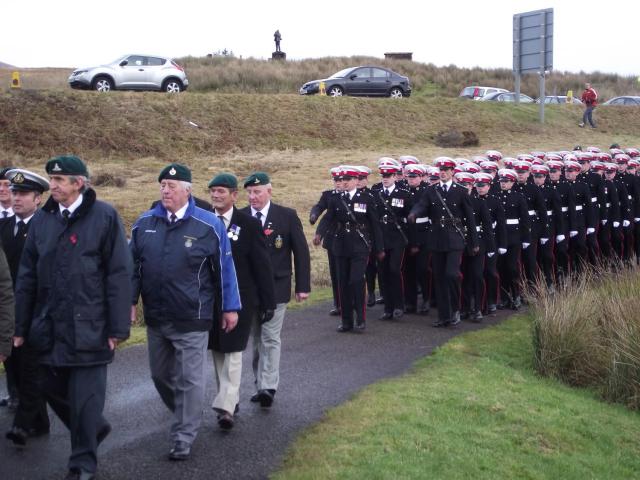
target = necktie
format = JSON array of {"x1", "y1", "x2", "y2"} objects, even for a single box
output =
[
  {"x1": 14, "y1": 220, "x2": 25, "y2": 237},
  {"x1": 217, "y1": 215, "x2": 226, "y2": 228},
  {"x1": 62, "y1": 209, "x2": 70, "y2": 220},
  {"x1": 2, "y1": 211, "x2": 7, "y2": 218},
  {"x1": 255, "y1": 211, "x2": 263, "y2": 225},
  {"x1": 442, "y1": 184, "x2": 448, "y2": 193},
  {"x1": 170, "y1": 213, "x2": 177, "y2": 224},
  {"x1": 384, "y1": 188, "x2": 390, "y2": 197}
]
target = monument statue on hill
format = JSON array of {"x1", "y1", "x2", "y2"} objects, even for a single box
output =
[{"x1": 272, "y1": 30, "x2": 286, "y2": 61}]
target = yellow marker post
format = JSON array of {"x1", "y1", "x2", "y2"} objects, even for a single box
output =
[
  {"x1": 10, "y1": 71, "x2": 21, "y2": 89},
  {"x1": 566, "y1": 89, "x2": 573, "y2": 103},
  {"x1": 319, "y1": 81, "x2": 326, "y2": 96}
]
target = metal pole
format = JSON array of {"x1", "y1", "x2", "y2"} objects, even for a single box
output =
[
  {"x1": 514, "y1": 15, "x2": 521, "y2": 104},
  {"x1": 539, "y1": 11, "x2": 547, "y2": 123},
  {"x1": 539, "y1": 72, "x2": 545, "y2": 123}
]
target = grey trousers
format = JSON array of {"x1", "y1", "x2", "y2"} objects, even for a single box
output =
[
  {"x1": 147, "y1": 324, "x2": 208, "y2": 444},
  {"x1": 252, "y1": 302, "x2": 287, "y2": 391}
]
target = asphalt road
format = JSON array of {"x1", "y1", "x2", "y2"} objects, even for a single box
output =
[{"x1": 0, "y1": 302, "x2": 509, "y2": 480}]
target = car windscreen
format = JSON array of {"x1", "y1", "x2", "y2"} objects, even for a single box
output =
[
  {"x1": 330, "y1": 68, "x2": 355, "y2": 79},
  {"x1": 461, "y1": 87, "x2": 478, "y2": 96}
]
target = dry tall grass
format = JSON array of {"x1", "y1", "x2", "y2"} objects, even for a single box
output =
[{"x1": 532, "y1": 266, "x2": 640, "y2": 409}]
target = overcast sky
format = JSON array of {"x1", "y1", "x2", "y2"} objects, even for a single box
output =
[{"x1": 3, "y1": 0, "x2": 637, "y2": 76}]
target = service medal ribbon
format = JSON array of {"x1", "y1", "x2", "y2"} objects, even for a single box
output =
[{"x1": 228, "y1": 224, "x2": 241, "y2": 241}]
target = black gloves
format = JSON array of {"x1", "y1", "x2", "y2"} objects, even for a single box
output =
[{"x1": 260, "y1": 309, "x2": 275, "y2": 324}]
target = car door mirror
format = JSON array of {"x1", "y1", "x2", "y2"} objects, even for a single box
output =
[
  {"x1": 349, "y1": 74, "x2": 358, "y2": 80},
  {"x1": 119, "y1": 60, "x2": 129, "y2": 67}
]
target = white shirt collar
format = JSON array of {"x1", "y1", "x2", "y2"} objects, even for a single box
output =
[
  {"x1": 214, "y1": 206, "x2": 233, "y2": 229},
  {"x1": 347, "y1": 188, "x2": 357, "y2": 199},
  {"x1": 59, "y1": 194, "x2": 83, "y2": 215},
  {"x1": 0, "y1": 206, "x2": 14, "y2": 218},
  {"x1": 440, "y1": 180, "x2": 453, "y2": 189},
  {"x1": 168, "y1": 201, "x2": 189, "y2": 221},
  {"x1": 384, "y1": 184, "x2": 396, "y2": 194},
  {"x1": 251, "y1": 201, "x2": 271, "y2": 223},
  {"x1": 16, "y1": 213, "x2": 35, "y2": 225}
]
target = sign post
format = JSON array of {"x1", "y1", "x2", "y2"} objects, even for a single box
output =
[{"x1": 513, "y1": 8, "x2": 553, "y2": 123}]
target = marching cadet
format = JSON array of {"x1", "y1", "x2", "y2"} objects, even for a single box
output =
[
  {"x1": 315, "y1": 166, "x2": 384, "y2": 332},
  {"x1": 374, "y1": 159, "x2": 412, "y2": 319},
  {"x1": 480, "y1": 160, "x2": 500, "y2": 195},
  {"x1": 576, "y1": 151, "x2": 607, "y2": 265},
  {"x1": 548, "y1": 160, "x2": 576, "y2": 281},
  {"x1": 457, "y1": 172, "x2": 494, "y2": 322},
  {"x1": 564, "y1": 160, "x2": 596, "y2": 274},
  {"x1": 611, "y1": 160, "x2": 634, "y2": 260},
  {"x1": 403, "y1": 164, "x2": 431, "y2": 315},
  {"x1": 356, "y1": 166, "x2": 372, "y2": 191},
  {"x1": 495, "y1": 169, "x2": 531, "y2": 310},
  {"x1": 310, "y1": 167, "x2": 344, "y2": 316},
  {"x1": 513, "y1": 160, "x2": 549, "y2": 289},
  {"x1": 531, "y1": 165, "x2": 565, "y2": 288},
  {"x1": 601, "y1": 163, "x2": 624, "y2": 260},
  {"x1": 474, "y1": 172, "x2": 506, "y2": 314},
  {"x1": 616, "y1": 154, "x2": 640, "y2": 262},
  {"x1": 408, "y1": 157, "x2": 478, "y2": 328},
  {"x1": 2, "y1": 169, "x2": 51, "y2": 446},
  {"x1": 626, "y1": 158, "x2": 640, "y2": 260},
  {"x1": 426, "y1": 166, "x2": 440, "y2": 186}
]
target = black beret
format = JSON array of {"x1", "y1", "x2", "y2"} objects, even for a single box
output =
[
  {"x1": 158, "y1": 163, "x2": 192, "y2": 183},
  {"x1": 208, "y1": 173, "x2": 238, "y2": 189},
  {"x1": 45, "y1": 155, "x2": 89, "y2": 176}
]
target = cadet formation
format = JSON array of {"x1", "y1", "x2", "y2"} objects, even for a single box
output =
[{"x1": 1, "y1": 144, "x2": 640, "y2": 479}]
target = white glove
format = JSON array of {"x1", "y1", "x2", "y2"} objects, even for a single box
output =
[
  {"x1": 613, "y1": 221, "x2": 620, "y2": 228},
  {"x1": 540, "y1": 238, "x2": 549, "y2": 245},
  {"x1": 498, "y1": 248, "x2": 507, "y2": 255},
  {"x1": 624, "y1": 220, "x2": 631, "y2": 227},
  {"x1": 556, "y1": 234, "x2": 565, "y2": 243},
  {"x1": 635, "y1": 218, "x2": 640, "y2": 223},
  {"x1": 570, "y1": 230, "x2": 578, "y2": 238},
  {"x1": 522, "y1": 242, "x2": 530, "y2": 249},
  {"x1": 601, "y1": 219, "x2": 608, "y2": 226},
  {"x1": 487, "y1": 252, "x2": 495, "y2": 258},
  {"x1": 587, "y1": 228, "x2": 595, "y2": 235}
]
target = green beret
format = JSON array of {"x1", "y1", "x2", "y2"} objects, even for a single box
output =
[
  {"x1": 158, "y1": 163, "x2": 191, "y2": 183},
  {"x1": 0, "y1": 167, "x2": 15, "y2": 180},
  {"x1": 243, "y1": 171, "x2": 270, "y2": 188},
  {"x1": 45, "y1": 155, "x2": 89, "y2": 177},
  {"x1": 208, "y1": 173, "x2": 238, "y2": 189}
]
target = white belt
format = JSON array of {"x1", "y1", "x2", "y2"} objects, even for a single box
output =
[
  {"x1": 492, "y1": 221, "x2": 497, "y2": 229},
  {"x1": 506, "y1": 219, "x2": 519, "y2": 225},
  {"x1": 629, "y1": 195, "x2": 633, "y2": 200},
  {"x1": 561, "y1": 207, "x2": 568, "y2": 212},
  {"x1": 528, "y1": 210, "x2": 536, "y2": 216},
  {"x1": 576, "y1": 205, "x2": 583, "y2": 211},
  {"x1": 415, "y1": 217, "x2": 430, "y2": 224},
  {"x1": 606, "y1": 203, "x2": 611, "y2": 207},
  {"x1": 546, "y1": 210, "x2": 552, "y2": 216},
  {"x1": 591, "y1": 197, "x2": 597, "y2": 203},
  {"x1": 476, "y1": 226, "x2": 482, "y2": 232}
]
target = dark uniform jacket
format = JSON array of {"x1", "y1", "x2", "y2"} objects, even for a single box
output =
[
  {"x1": 578, "y1": 171, "x2": 607, "y2": 224},
  {"x1": 407, "y1": 184, "x2": 430, "y2": 247},
  {"x1": 476, "y1": 192, "x2": 507, "y2": 251},
  {"x1": 513, "y1": 182, "x2": 550, "y2": 240},
  {"x1": 550, "y1": 180, "x2": 578, "y2": 235},
  {"x1": 469, "y1": 194, "x2": 496, "y2": 253},
  {"x1": 409, "y1": 182, "x2": 478, "y2": 252},
  {"x1": 131, "y1": 196, "x2": 241, "y2": 333},
  {"x1": 613, "y1": 178, "x2": 633, "y2": 223},
  {"x1": 603, "y1": 179, "x2": 621, "y2": 224},
  {"x1": 538, "y1": 183, "x2": 565, "y2": 236},
  {"x1": 0, "y1": 215, "x2": 30, "y2": 286},
  {"x1": 619, "y1": 173, "x2": 640, "y2": 221},
  {"x1": 567, "y1": 180, "x2": 595, "y2": 230},
  {"x1": 312, "y1": 189, "x2": 338, "y2": 250},
  {"x1": 317, "y1": 189, "x2": 384, "y2": 257},
  {"x1": 14, "y1": 189, "x2": 132, "y2": 366},
  {"x1": 242, "y1": 203, "x2": 311, "y2": 304},
  {"x1": 497, "y1": 189, "x2": 531, "y2": 246},
  {"x1": 374, "y1": 184, "x2": 411, "y2": 250},
  {"x1": 209, "y1": 207, "x2": 276, "y2": 353},
  {"x1": 0, "y1": 245, "x2": 14, "y2": 358}
]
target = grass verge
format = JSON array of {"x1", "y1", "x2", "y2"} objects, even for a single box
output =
[{"x1": 274, "y1": 314, "x2": 640, "y2": 480}]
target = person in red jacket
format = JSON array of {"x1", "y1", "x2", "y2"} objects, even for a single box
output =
[{"x1": 579, "y1": 83, "x2": 598, "y2": 128}]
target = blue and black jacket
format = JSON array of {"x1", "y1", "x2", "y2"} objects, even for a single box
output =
[{"x1": 131, "y1": 196, "x2": 241, "y2": 332}]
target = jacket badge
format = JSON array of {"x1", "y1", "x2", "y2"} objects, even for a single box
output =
[
  {"x1": 391, "y1": 198, "x2": 404, "y2": 208},
  {"x1": 228, "y1": 224, "x2": 240, "y2": 241},
  {"x1": 354, "y1": 203, "x2": 367, "y2": 213},
  {"x1": 275, "y1": 234, "x2": 283, "y2": 249},
  {"x1": 184, "y1": 235, "x2": 196, "y2": 248},
  {"x1": 264, "y1": 221, "x2": 274, "y2": 236},
  {"x1": 13, "y1": 172, "x2": 24, "y2": 184}
]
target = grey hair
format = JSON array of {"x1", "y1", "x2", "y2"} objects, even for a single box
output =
[
  {"x1": 180, "y1": 181, "x2": 192, "y2": 193},
  {"x1": 69, "y1": 175, "x2": 90, "y2": 193}
]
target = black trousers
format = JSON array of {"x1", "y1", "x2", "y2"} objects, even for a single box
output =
[
  {"x1": 403, "y1": 246, "x2": 430, "y2": 308},
  {"x1": 537, "y1": 238, "x2": 556, "y2": 287},
  {"x1": 462, "y1": 249, "x2": 486, "y2": 313},
  {"x1": 484, "y1": 253, "x2": 499, "y2": 307},
  {"x1": 623, "y1": 226, "x2": 634, "y2": 262},
  {"x1": 498, "y1": 244, "x2": 522, "y2": 302},
  {"x1": 431, "y1": 250, "x2": 463, "y2": 321},
  {"x1": 12, "y1": 343, "x2": 49, "y2": 432},
  {"x1": 42, "y1": 364, "x2": 109, "y2": 474},
  {"x1": 569, "y1": 230, "x2": 588, "y2": 274},
  {"x1": 380, "y1": 247, "x2": 406, "y2": 313},
  {"x1": 327, "y1": 250, "x2": 340, "y2": 310},
  {"x1": 3, "y1": 346, "x2": 20, "y2": 400},
  {"x1": 586, "y1": 226, "x2": 600, "y2": 265},
  {"x1": 336, "y1": 254, "x2": 368, "y2": 327},
  {"x1": 521, "y1": 237, "x2": 540, "y2": 287},
  {"x1": 366, "y1": 254, "x2": 380, "y2": 298}
]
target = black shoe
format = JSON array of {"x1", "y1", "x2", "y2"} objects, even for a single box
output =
[
  {"x1": 64, "y1": 469, "x2": 95, "y2": 480},
  {"x1": 329, "y1": 308, "x2": 341, "y2": 316},
  {"x1": 404, "y1": 305, "x2": 416, "y2": 314},
  {"x1": 168, "y1": 441, "x2": 191, "y2": 461},
  {"x1": 6, "y1": 426, "x2": 27, "y2": 446},
  {"x1": 393, "y1": 308, "x2": 404, "y2": 319},
  {"x1": 512, "y1": 297, "x2": 522, "y2": 310},
  {"x1": 460, "y1": 311, "x2": 470, "y2": 321},
  {"x1": 27, "y1": 424, "x2": 50, "y2": 438},
  {"x1": 257, "y1": 389, "x2": 275, "y2": 408},
  {"x1": 218, "y1": 411, "x2": 234, "y2": 430},
  {"x1": 472, "y1": 311, "x2": 483, "y2": 323},
  {"x1": 367, "y1": 293, "x2": 376, "y2": 307},
  {"x1": 336, "y1": 324, "x2": 353, "y2": 333},
  {"x1": 449, "y1": 311, "x2": 461, "y2": 327},
  {"x1": 250, "y1": 392, "x2": 260, "y2": 403},
  {"x1": 487, "y1": 304, "x2": 497, "y2": 315},
  {"x1": 432, "y1": 319, "x2": 449, "y2": 328},
  {"x1": 379, "y1": 312, "x2": 392, "y2": 320},
  {"x1": 97, "y1": 422, "x2": 112, "y2": 445},
  {"x1": 419, "y1": 301, "x2": 430, "y2": 315},
  {"x1": 354, "y1": 322, "x2": 366, "y2": 332},
  {"x1": 375, "y1": 297, "x2": 385, "y2": 304}
]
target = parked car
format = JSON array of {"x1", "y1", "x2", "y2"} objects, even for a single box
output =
[
  {"x1": 68, "y1": 54, "x2": 189, "y2": 92},
  {"x1": 299, "y1": 66, "x2": 411, "y2": 98},
  {"x1": 602, "y1": 96, "x2": 640, "y2": 106},
  {"x1": 480, "y1": 92, "x2": 535, "y2": 103},
  {"x1": 537, "y1": 95, "x2": 582, "y2": 104},
  {"x1": 459, "y1": 86, "x2": 508, "y2": 100}
]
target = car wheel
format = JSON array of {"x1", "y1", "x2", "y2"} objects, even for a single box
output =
[
  {"x1": 93, "y1": 76, "x2": 113, "y2": 92},
  {"x1": 328, "y1": 86, "x2": 344, "y2": 97},
  {"x1": 163, "y1": 79, "x2": 183, "y2": 93},
  {"x1": 389, "y1": 87, "x2": 404, "y2": 99}
]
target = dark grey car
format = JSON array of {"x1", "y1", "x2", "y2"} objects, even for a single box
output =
[{"x1": 299, "y1": 66, "x2": 411, "y2": 98}]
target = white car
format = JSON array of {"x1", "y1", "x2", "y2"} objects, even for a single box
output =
[
  {"x1": 68, "y1": 54, "x2": 189, "y2": 93},
  {"x1": 459, "y1": 85, "x2": 509, "y2": 100}
]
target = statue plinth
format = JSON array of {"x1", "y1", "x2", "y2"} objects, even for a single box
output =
[{"x1": 271, "y1": 51, "x2": 286, "y2": 61}]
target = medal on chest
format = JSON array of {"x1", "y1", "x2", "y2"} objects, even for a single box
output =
[
  {"x1": 184, "y1": 235, "x2": 196, "y2": 248},
  {"x1": 227, "y1": 224, "x2": 240, "y2": 241},
  {"x1": 275, "y1": 234, "x2": 283, "y2": 249},
  {"x1": 354, "y1": 203, "x2": 367, "y2": 213},
  {"x1": 391, "y1": 198, "x2": 404, "y2": 208}
]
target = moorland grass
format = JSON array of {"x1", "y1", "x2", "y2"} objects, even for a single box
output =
[{"x1": 274, "y1": 314, "x2": 640, "y2": 480}]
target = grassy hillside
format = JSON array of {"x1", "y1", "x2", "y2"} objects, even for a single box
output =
[{"x1": 2, "y1": 56, "x2": 639, "y2": 99}]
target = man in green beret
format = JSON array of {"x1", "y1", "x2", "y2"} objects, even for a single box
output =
[
  {"x1": 207, "y1": 173, "x2": 275, "y2": 429},
  {"x1": 242, "y1": 172, "x2": 311, "y2": 408},
  {"x1": 13, "y1": 155, "x2": 132, "y2": 479}
]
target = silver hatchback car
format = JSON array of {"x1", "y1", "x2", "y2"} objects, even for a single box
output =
[{"x1": 68, "y1": 54, "x2": 189, "y2": 93}]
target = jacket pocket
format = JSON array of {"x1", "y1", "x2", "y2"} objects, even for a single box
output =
[
  {"x1": 73, "y1": 307, "x2": 108, "y2": 351},
  {"x1": 28, "y1": 314, "x2": 54, "y2": 352}
]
